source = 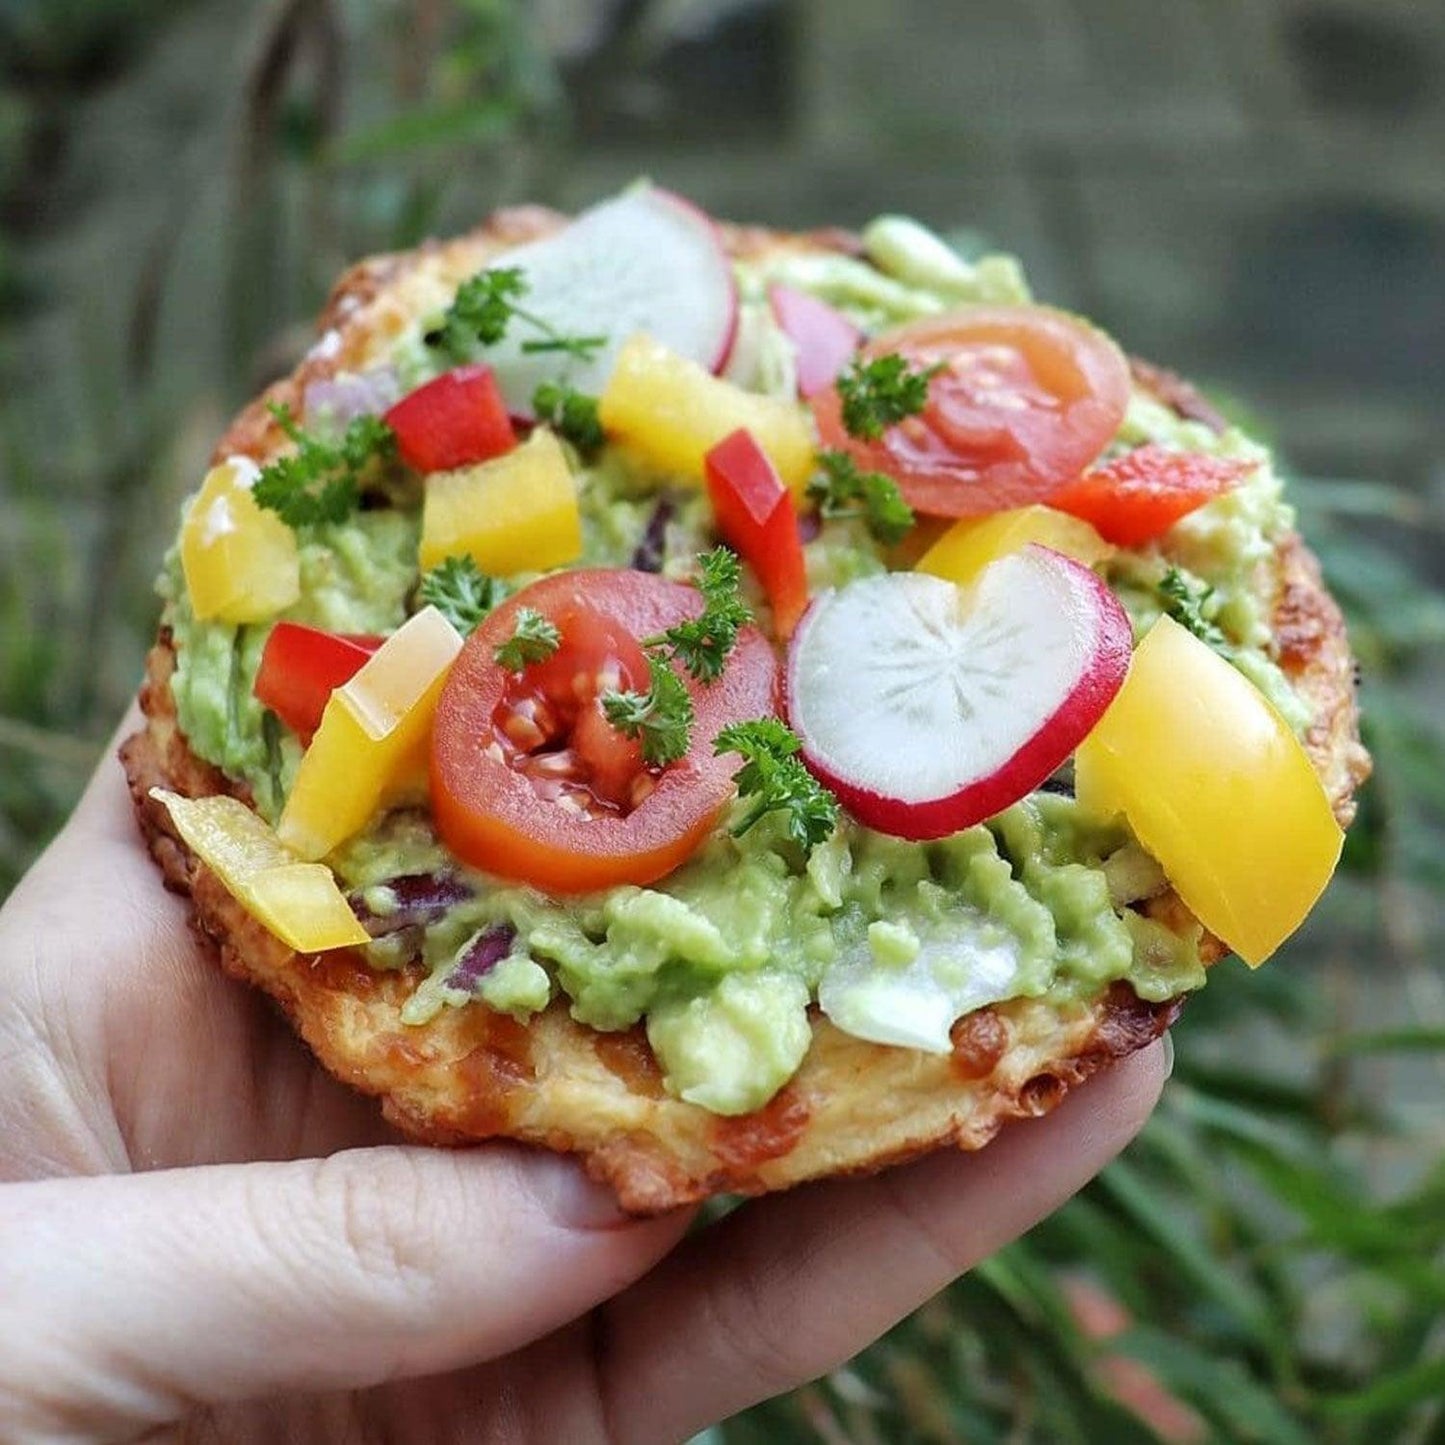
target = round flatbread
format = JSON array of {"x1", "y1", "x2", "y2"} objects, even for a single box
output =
[{"x1": 121, "y1": 204, "x2": 1369, "y2": 1213}]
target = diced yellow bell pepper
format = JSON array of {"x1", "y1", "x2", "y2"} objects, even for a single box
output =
[
  {"x1": 916, "y1": 506, "x2": 1113, "y2": 586},
  {"x1": 150, "y1": 788, "x2": 369, "y2": 952},
  {"x1": 599, "y1": 333, "x2": 816, "y2": 494},
  {"x1": 180, "y1": 456, "x2": 300, "y2": 623},
  {"x1": 419, "y1": 428, "x2": 582, "y2": 575},
  {"x1": 278, "y1": 606, "x2": 463, "y2": 860},
  {"x1": 1075, "y1": 615, "x2": 1343, "y2": 966}
]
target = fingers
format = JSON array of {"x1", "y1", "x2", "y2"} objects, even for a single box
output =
[
  {"x1": 600, "y1": 1042, "x2": 1168, "y2": 1444},
  {"x1": 0, "y1": 1144, "x2": 693, "y2": 1439}
]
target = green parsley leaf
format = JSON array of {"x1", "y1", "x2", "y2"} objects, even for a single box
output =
[
  {"x1": 426, "y1": 265, "x2": 606, "y2": 366},
  {"x1": 418, "y1": 556, "x2": 510, "y2": 637},
  {"x1": 809, "y1": 450, "x2": 916, "y2": 545},
  {"x1": 425, "y1": 267, "x2": 526, "y2": 359},
  {"x1": 714, "y1": 718, "x2": 839, "y2": 853},
  {"x1": 836, "y1": 353, "x2": 943, "y2": 441},
  {"x1": 532, "y1": 381, "x2": 605, "y2": 459},
  {"x1": 601, "y1": 653, "x2": 696, "y2": 767},
  {"x1": 519, "y1": 335, "x2": 607, "y2": 357},
  {"x1": 649, "y1": 547, "x2": 753, "y2": 683},
  {"x1": 601, "y1": 548, "x2": 752, "y2": 764},
  {"x1": 252, "y1": 403, "x2": 396, "y2": 529},
  {"x1": 1159, "y1": 567, "x2": 1229, "y2": 649},
  {"x1": 493, "y1": 607, "x2": 562, "y2": 672}
]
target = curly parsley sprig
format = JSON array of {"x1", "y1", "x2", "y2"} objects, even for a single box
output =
[
  {"x1": 532, "y1": 381, "x2": 605, "y2": 458},
  {"x1": 809, "y1": 450, "x2": 915, "y2": 545},
  {"x1": 494, "y1": 608, "x2": 561, "y2": 672},
  {"x1": 426, "y1": 266, "x2": 606, "y2": 366},
  {"x1": 252, "y1": 404, "x2": 396, "y2": 529},
  {"x1": 601, "y1": 548, "x2": 753, "y2": 764},
  {"x1": 419, "y1": 556, "x2": 510, "y2": 637},
  {"x1": 1159, "y1": 567, "x2": 1230, "y2": 650},
  {"x1": 601, "y1": 654, "x2": 696, "y2": 767},
  {"x1": 714, "y1": 718, "x2": 838, "y2": 853},
  {"x1": 644, "y1": 547, "x2": 752, "y2": 684},
  {"x1": 836, "y1": 353, "x2": 944, "y2": 441}
]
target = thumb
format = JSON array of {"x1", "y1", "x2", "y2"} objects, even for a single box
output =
[{"x1": 0, "y1": 1144, "x2": 690, "y2": 1437}]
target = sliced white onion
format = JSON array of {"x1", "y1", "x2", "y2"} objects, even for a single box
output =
[{"x1": 819, "y1": 920, "x2": 1024, "y2": 1053}]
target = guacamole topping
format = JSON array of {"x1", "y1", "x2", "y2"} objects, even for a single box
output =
[{"x1": 161, "y1": 206, "x2": 1304, "y2": 1116}]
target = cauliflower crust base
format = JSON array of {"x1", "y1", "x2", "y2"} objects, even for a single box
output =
[{"x1": 119, "y1": 211, "x2": 1369, "y2": 1213}]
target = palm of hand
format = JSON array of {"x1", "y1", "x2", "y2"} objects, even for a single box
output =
[
  {"x1": 2, "y1": 758, "x2": 394, "y2": 1179},
  {"x1": 0, "y1": 729, "x2": 1166, "y2": 1443}
]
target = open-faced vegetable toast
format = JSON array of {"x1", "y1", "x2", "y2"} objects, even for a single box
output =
[{"x1": 121, "y1": 187, "x2": 1369, "y2": 1212}]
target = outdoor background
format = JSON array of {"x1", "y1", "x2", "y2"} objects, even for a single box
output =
[{"x1": 2, "y1": 1, "x2": 1443, "y2": 1439}]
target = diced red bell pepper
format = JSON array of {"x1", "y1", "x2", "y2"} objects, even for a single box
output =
[
  {"x1": 254, "y1": 623, "x2": 383, "y2": 744},
  {"x1": 705, "y1": 428, "x2": 809, "y2": 639},
  {"x1": 383, "y1": 364, "x2": 515, "y2": 474},
  {"x1": 767, "y1": 284, "x2": 862, "y2": 399},
  {"x1": 1047, "y1": 443, "x2": 1254, "y2": 548}
]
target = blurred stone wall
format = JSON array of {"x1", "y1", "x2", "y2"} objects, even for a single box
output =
[{"x1": 547, "y1": 0, "x2": 1445, "y2": 501}]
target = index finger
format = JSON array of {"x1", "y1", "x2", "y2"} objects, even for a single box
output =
[{"x1": 597, "y1": 1040, "x2": 1168, "y2": 1443}]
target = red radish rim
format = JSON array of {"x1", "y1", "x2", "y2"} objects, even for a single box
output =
[
  {"x1": 767, "y1": 282, "x2": 863, "y2": 399},
  {"x1": 784, "y1": 548, "x2": 1133, "y2": 841},
  {"x1": 652, "y1": 186, "x2": 739, "y2": 375}
]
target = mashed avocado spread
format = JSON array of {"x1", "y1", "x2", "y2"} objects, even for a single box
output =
[{"x1": 161, "y1": 212, "x2": 1299, "y2": 1115}]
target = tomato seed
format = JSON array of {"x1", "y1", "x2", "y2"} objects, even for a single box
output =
[
  {"x1": 501, "y1": 711, "x2": 546, "y2": 749},
  {"x1": 528, "y1": 749, "x2": 583, "y2": 781}
]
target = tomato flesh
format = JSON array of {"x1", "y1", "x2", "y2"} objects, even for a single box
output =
[
  {"x1": 1047, "y1": 443, "x2": 1254, "y2": 547},
  {"x1": 492, "y1": 601, "x2": 651, "y2": 813},
  {"x1": 812, "y1": 305, "x2": 1131, "y2": 518},
  {"x1": 432, "y1": 569, "x2": 780, "y2": 892},
  {"x1": 254, "y1": 623, "x2": 382, "y2": 743},
  {"x1": 705, "y1": 428, "x2": 809, "y2": 639},
  {"x1": 384, "y1": 363, "x2": 515, "y2": 474}
]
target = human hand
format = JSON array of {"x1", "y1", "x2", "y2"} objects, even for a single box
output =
[{"x1": 0, "y1": 717, "x2": 1167, "y2": 1443}]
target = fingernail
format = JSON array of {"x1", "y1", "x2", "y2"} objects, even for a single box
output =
[
  {"x1": 524, "y1": 1150, "x2": 631, "y2": 1231},
  {"x1": 1160, "y1": 1031, "x2": 1175, "y2": 1081}
]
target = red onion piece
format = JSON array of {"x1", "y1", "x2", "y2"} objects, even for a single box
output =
[
  {"x1": 302, "y1": 367, "x2": 402, "y2": 429},
  {"x1": 446, "y1": 926, "x2": 516, "y2": 991},
  {"x1": 630, "y1": 496, "x2": 677, "y2": 573},
  {"x1": 350, "y1": 873, "x2": 474, "y2": 937}
]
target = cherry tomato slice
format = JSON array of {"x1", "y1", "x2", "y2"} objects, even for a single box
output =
[
  {"x1": 253, "y1": 623, "x2": 382, "y2": 743},
  {"x1": 812, "y1": 305, "x2": 1131, "y2": 518},
  {"x1": 1047, "y1": 443, "x2": 1254, "y2": 547},
  {"x1": 431, "y1": 569, "x2": 780, "y2": 893},
  {"x1": 501, "y1": 600, "x2": 652, "y2": 812},
  {"x1": 705, "y1": 428, "x2": 809, "y2": 639},
  {"x1": 384, "y1": 364, "x2": 515, "y2": 474}
]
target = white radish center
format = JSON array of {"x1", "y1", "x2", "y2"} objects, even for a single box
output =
[
  {"x1": 481, "y1": 185, "x2": 735, "y2": 412},
  {"x1": 791, "y1": 559, "x2": 1092, "y2": 803}
]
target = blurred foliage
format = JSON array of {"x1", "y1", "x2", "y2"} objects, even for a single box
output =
[{"x1": 1, "y1": 4, "x2": 1441, "y2": 1441}]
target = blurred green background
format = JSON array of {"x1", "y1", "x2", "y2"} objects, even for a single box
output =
[{"x1": 2, "y1": 2, "x2": 1443, "y2": 1439}]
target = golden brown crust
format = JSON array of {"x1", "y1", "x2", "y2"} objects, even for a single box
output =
[
  {"x1": 1270, "y1": 534, "x2": 1370, "y2": 826},
  {"x1": 1128, "y1": 356, "x2": 1229, "y2": 435},
  {"x1": 119, "y1": 211, "x2": 1368, "y2": 1212}
]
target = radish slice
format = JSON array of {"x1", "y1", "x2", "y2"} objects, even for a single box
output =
[
  {"x1": 477, "y1": 184, "x2": 738, "y2": 415},
  {"x1": 786, "y1": 547, "x2": 1132, "y2": 840},
  {"x1": 767, "y1": 284, "x2": 862, "y2": 398}
]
